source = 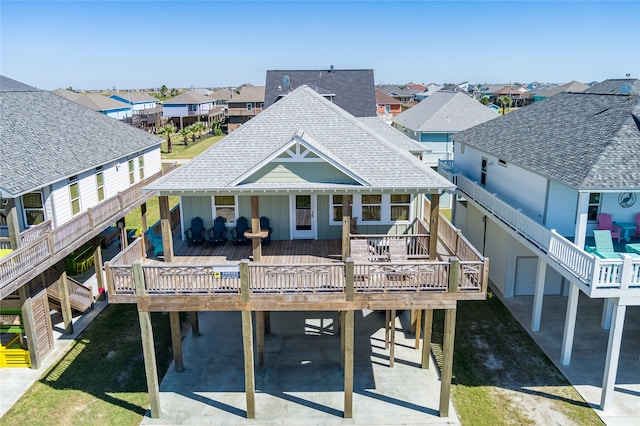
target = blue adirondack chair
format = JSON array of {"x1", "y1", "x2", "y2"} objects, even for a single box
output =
[
  {"x1": 208, "y1": 216, "x2": 227, "y2": 245},
  {"x1": 146, "y1": 227, "x2": 164, "y2": 257},
  {"x1": 185, "y1": 216, "x2": 205, "y2": 246},
  {"x1": 585, "y1": 230, "x2": 620, "y2": 259},
  {"x1": 260, "y1": 216, "x2": 273, "y2": 245},
  {"x1": 232, "y1": 216, "x2": 249, "y2": 244}
]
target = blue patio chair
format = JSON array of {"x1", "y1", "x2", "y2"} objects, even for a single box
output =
[
  {"x1": 185, "y1": 216, "x2": 205, "y2": 246},
  {"x1": 207, "y1": 216, "x2": 227, "y2": 245},
  {"x1": 585, "y1": 230, "x2": 620, "y2": 259},
  {"x1": 232, "y1": 216, "x2": 249, "y2": 244},
  {"x1": 146, "y1": 227, "x2": 164, "y2": 257},
  {"x1": 260, "y1": 216, "x2": 273, "y2": 245}
]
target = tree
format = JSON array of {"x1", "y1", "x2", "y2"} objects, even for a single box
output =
[
  {"x1": 170, "y1": 88, "x2": 179, "y2": 97},
  {"x1": 497, "y1": 95, "x2": 513, "y2": 114},
  {"x1": 192, "y1": 121, "x2": 206, "y2": 139},
  {"x1": 159, "y1": 85, "x2": 168, "y2": 99},
  {"x1": 158, "y1": 125, "x2": 176, "y2": 153},
  {"x1": 179, "y1": 127, "x2": 192, "y2": 145},
  {"x1": 479, "y1": 96, "x2": 491, "y2": 105}
]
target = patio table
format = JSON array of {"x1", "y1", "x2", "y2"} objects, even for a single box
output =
[{"x1": 614, "y1": 222, "x2": 637, "y2": 241}]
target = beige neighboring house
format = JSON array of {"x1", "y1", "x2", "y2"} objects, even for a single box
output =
[
  {"x1": 162, "y1": 91, "x2": 225, "y2": 130},
  {"x1": 226, "y1": 85, "x2": 265, "y2": 132},
  {"x1": 52, "y1": 89, "x2": 133, "y2": 121}
]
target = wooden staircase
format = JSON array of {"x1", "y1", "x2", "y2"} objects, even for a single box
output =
[{"x1": 46, "y1": 275, "x2": 93, "y2": 313}]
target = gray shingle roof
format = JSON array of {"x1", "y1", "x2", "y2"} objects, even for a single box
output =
[
  {"x1": 583, "y1": 79, "x2": 640, "y2": 96},
  {"x1": 0, "y1": 76, "x2": 36, "y2": 92},
  {"x1": 1, "y1": 78, "x2": 163, "y2": 198},
  {"x1": 147, "y1": 86, "x2": 454, "y2": 193},
  {"x1": 228, "y1": 86, "x2": 265, "y2": 103},
  {"x1": 52, "y1": 89, "x2": 131, "y2": 112},
  {"x1": 452, "y1": 81, "x2": 640, "y2": 190},
  {"x1": 357, "y1": 117, "x2": 426, "y2": 153},
  {"x1": 265, "y1": 69, "x2": 376, "y2": 117},
  {"x1": 393, "y1": 91, "x2": 499, "y2": 132},
  {"x1": 163, "y1": 91, "x2": 213, "y2": 104},
  {"x1": 110, "y1": 92, "x2": 158, "y2": 103}
]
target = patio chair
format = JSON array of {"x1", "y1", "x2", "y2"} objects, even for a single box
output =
[
  {"x1": 585, "y1": 230, "x2": 620, "y2": 259},
  {"x1": 635, "y1": 213, "x2": 640, "y2": 237},
  {"x1": 260, "y1": 216, "x2": 273, "y2": 245},
  {"x1": 185, "y1": 216, "x2": 205, "y2": 246},
  {"x1": 207, "y1": 216, "x2": 227, "y2": 245},
  {"x1": 350, "y1": 239, "x2": 371, "y2": 263},
  {"x1": 388, "y1": 239, "x2": 408, "y2": 262},
  {"x1": 597, "y1": 213, "x2": 620, "y2": 243},
  {"x1": 146, "y1": 227, "x2": 164, "y2": 257},
  {"x1": 232, "y1": 216, "x2": 249, "y2": 244}
]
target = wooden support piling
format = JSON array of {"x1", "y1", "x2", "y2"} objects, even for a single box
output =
[
  {"x1": 414, "y1": 308, "x2": 422, "y2": 349},
  {"x1": 389, "y1": 309, "x2": 396, "y2": 368},
  {"x1": 240, "y1": 260, "x2": 256, "y2": 418},
  {"x1": 343, "y1": 310, "x2": 354, "y2": 418},
  {"x1": 421, "y1": 309, "x2": 433, "y2": 369},
  {"x1": 429, "y1": 193, "x2": 440, "y2": 260},
  {"x1": 170, "y1": 312, "x2": 184, "y2": 372},
  {"x1": 159, "y1": 196, "x2": 174, "y2": 262},
  {"x1": 190, "y1": 311, "x2": 200, "y2": 337},
  {"x1": 256, "y1": 311, "x2": 265, "y2": 368},
  {"x1": 58, "y1": 272, "x2": 74, "y2": 335}
]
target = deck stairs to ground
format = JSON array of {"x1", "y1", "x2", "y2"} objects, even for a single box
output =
[{"x1": 46, "y1": 275, "x2": 93, "y2": 313}]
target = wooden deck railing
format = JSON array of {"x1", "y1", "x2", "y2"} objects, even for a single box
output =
[
  {"x1": 0, "y1": 164, "x2": 178, "y2": 299},
  {"x1": 350, "y1": 234, "x2": 430, "y2": 260},
  {"x1": 440, "y1": 167, "x2": 640, "y2": 297}
]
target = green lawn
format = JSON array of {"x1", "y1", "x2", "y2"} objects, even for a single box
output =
[
  {"x1": 0, "y1": 305, "x2": 174, "y2": 426},
  {"x1": 124, "y1": 196, "x2": 180, "y2": 231},
  {"x1": 160, "y1": 134, "x2": 224, "y2": 160}
]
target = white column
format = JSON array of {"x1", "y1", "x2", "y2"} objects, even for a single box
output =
[
  {"x1": 531, "y1": 258, "x2": 547, "y2": 332},
  {"x1": 600, "y1": 299, "x2": 626, "y2": 410},
  {"x1": 600, "y1": 298, "x2": 614, "y2": 330},
  {"x1": 504, "y1": 238, "x2": 516, "y2": 298},
  {"x1": 560, "y1": 283, "x2": 580, "y2": 365},
  {"x1": 574, "y1": 192, "x2": 589, "y2": 249}
]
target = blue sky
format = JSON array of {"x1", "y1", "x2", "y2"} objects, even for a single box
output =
[{"x1": 1, "y1": 1, "x2": 639, "y2": 90}]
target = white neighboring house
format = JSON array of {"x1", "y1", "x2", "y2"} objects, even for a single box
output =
[
  {"x1": 109, "y1": 92, "x2": 158, "y2": 112},
  {"x1": 393, "y1": 90, "x2": 498, "y2": 167},
  {"x1": 1, "y1": 76, "x2": 162, "y2": 235},
  {"x1": 438, "y1": 78, "x2": 640, "y2": 413},
  {"x1": 52, "y1": 88, "x2": 133, "y2": 120},
  {"x1": 162, "y1": 90, "x2": 223, "y2": 130}
]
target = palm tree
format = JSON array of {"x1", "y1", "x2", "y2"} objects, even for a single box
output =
[
  {"x1": 497, "y1": 95, "x2": 513, "y2": 114},
  {"x1": 479, "y1": 96, "x2": 490, "y2": 105},
  {"x1": 158, "y1": 125, "x2": 176, "y2": 153},
  {"x1": 192, "y1": 121, "x2": 206, "y2": 139},
  {"x1": 159, "y1": 85, "x2": 168, "y2": 99},
  {"x1": 179, "y1": 128, "x2": 192, "y2": 145},
  {"x1": 170, "y1": 88, "x2": 179, "y2": 97}
]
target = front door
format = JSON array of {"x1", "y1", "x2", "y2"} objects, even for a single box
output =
[{"x1": 290, "y1": 194, "x2": 316, "y2": 239}]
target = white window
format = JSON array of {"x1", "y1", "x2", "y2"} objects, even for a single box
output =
[
  {"x1": 22, "y1": 192, "x2": 45, "y2": 226},
  {"x1": 96, "y1": 171, "x2": 105, "y2": 202},
  {"x1": 69, "y1": 176, "x2": 81, "y2": 216},
  {"x1": 138, "y1": 155, "x2": 145, "y2": 179},
  {"x1": 330, "y1": 195, "x2": 353, "y2": 224},
  {"x1": 390, "y1": 194, "x2": 411, "y2": 221},
  {"x1": 128, "y1": 159, "x2": 135, "y2": 184},
  {"x1": 212, "y1": 195, "x2": 237, "y2": 225},
  {"x1": 361, "y1": 194, "x2": 382, "y2": 222},
  {"x1": 246, "y1": 103, "x2": 252, "y2": 111}
]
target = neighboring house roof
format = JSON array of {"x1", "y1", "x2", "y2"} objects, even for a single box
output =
[
  {"x1": 147, "y1": 85, "x2": 454, "y2": 193},
  {"x1": 493, "y1": 86, "x2": 529, "y2": 96},
  {"x1": 210, "y1": 89, "x2": 232, "y2": 102},
  {"x1": 191, "y1": 88, "x2": 213, "y2": 96},
  {"x1": 52, "y1": 89, "x2": 131, "y2": 112},
  {"x1": 583, "y1": 78, "x2": 640, "y2": 96},
  {"x1": 0, "y1": 75, "x2": 35, "y2": 91},
  {"x1": 533, "y1": 81, "x2": 589, "y2": 98},
  {"x1": 377, "y1": 85, "x2": 420, "y2": 97},
  {"x1": 452, "y1": 79, "x2": 640, "y2": 190},
  {"x1": 109, "y1": 92, "x2": 158, "y2": 104},
  {"x1": 393, "y1": 91, "x2": 499, "y2": 133},
  {"x1": 163, "y1": 91, "x2": 213, "y2": 105},
  {"x1": 0, "y1": 77, "x2": 163, "y2": 198},
  {"x1": 357, "y1": 117, "x2": 426, "y2": 154},
  {"x1": 375, "y1": 89, "x2": 402, "y2": 105},
  {"x1": 265, "y1": 69, "x2": 376, "y2": 117},
  {"x1": 228, "y1": 86, "x2": 265, "y2": 103}
]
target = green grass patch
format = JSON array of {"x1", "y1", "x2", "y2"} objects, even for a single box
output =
[
  {"x1": 430, "y1": 291, "x2": 604, "y2": 425},
  {"x1": 0, "y1": 305, "x2": 174, "y2": 426},
  {"x1": 124, "y1": 196, "x2": 180, "y2": 231},
  {"x1": 160, "y1": 134, "x2": 224, "y2": 160}
]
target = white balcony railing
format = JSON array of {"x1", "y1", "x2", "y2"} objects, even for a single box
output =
[{"x1": 437, "y1": 160, "x2": 640, "y2": 298}]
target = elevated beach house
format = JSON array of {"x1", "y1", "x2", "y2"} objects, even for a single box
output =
[
  {"x1": 105, "y1": 86, "x2": 489, "y2": 419},
  {"x1": 438, "y1": 78, "x2": 640, "y2": 412},
  {"x1": 1, "y1": 75, "x2": 169, "y2": 369}
]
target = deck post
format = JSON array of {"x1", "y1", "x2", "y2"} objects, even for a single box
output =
[
  {"x1": 342, "y1": 194, "x2": 351, "y2": 261},
  {"x1": 141, "y1": 202, "x2": 148, "y2": 232},
  {"x1": 133, "y1": 261, "x2": 161, "y2": 418},
  {"x1": 18, "y1": 285, "x2": 40, "y2": 369},
  {"x1": 256, "y1": 311, "x2": 265, "y2": 368},
  {"x1": 92, "y1": 238, "x2": 105, "y2": 299},
  {"x1": 190, "y1": 312, "x2": 200, "y2": 337},
  {"x1": 414, "y1": 308, "x2": 422, "y2": 349},
  {"x1": 421, "y1": 309, "x2": 433, "y2": 368},
  {"x1": 118, "y1": 218, "x2": 127, "y2": 250},
  {"x1": 600, "y1": 298, "x2": 626, "y2": 410},
  {"x1": 389, "y1": 309, "x2": 396, "y2": 367},
  {"x1": 440, "y1": 258, "x2": 459, "y2": 416},
  {"x1": 531, "y1": 257, "x2": 546, "y2": 331},
  {"x1": 159, "y1": 196, "x2": 174, "y2": 262},
  {"x1": 429, "y1": 193, "x2": 440, "y2": 261},
  {"x1": 251, "y1": 196, "x2": 262, "y2": 262},
  {"x1": 560, "y1": 283, "x2": 579, "y2": 365},
  {"x1": 58, "y1": 271, "x2": 74, "y2": 335},
  {"x1": 384, "y1": 310, "x2": 390, "y2": 350},
  {"x1": 343, "y1": 258, "x2": 354, "y2": 418},
  {"x1": 240, "y1": 260, "x2": 256, "y2": 418},
  {"x1": 169, "y1": 312, "x2": 184, "y2": 372},
  {"x1": 6, "y1": 198, "x2": 21, "y2": 250},
  {"x1": 340, "y1": 311, "x2": 346, "y2": 369}
]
